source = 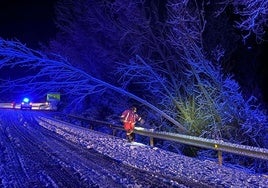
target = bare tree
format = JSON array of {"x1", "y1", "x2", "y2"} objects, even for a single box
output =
[
  {"x1": 46, "y1": 0, "x2": 267, "y2": 140},
  {"x1": 0, "y1": 39, "x2": 187, "y2": 133},
  {"x1": 46, "y1": 0, "x2": 187, "y2": 130},
  {"x1": 48, "y1": 0, "x2": 267, "y2": 142},
  {"x1": 216, "y1": 0, "x2": 268, "y2": 43},
  {"x1": 166, "y1": 0, "x2": 268, "y2": 146}
]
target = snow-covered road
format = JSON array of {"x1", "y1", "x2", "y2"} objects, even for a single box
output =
[
  {"x1": 0, "y1": 109, "x2": 267, "y2": 187},
  {"x1": 0, "y1": 110, "x2": 189, "y2": 187}
]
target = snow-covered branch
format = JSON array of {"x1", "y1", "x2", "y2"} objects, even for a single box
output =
[
  {"x1": 0, "y1": 39, "x2": 187, "y2": 133},
  {"x1": 233, "y1": 0, "x2": 268, "y2": 42},
  {"x1": 217, "y1": 0, "x2": 268, "y2": 42}
]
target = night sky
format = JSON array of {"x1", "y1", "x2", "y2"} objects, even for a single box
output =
[
  {"x1": 0, "y1": 0, "x2": 268, "y2": 106},
  {"x1": 0, "y1": 0, "x2": 57, "y2": 48}
]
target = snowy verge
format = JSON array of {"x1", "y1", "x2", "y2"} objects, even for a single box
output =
[{"x1": 36, "y1": 116, "x2": 268, "y2": 187}]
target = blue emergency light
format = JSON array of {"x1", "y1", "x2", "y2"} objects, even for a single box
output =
[{"x1": 23, "y1": 97, "x2": 30, "y2": 103}]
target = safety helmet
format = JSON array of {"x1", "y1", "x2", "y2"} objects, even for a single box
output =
[{"x1": 131, "y1": 106, "x2": 137, "y2": 112}]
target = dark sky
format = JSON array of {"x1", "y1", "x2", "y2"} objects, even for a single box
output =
[{"x1": 0, "y1": 0, "x2": 58, "y2": 48}]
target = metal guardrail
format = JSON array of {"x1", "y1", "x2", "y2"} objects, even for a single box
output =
[{"x1": 68, "y1": 114, "x2": 268, "y2": 165}]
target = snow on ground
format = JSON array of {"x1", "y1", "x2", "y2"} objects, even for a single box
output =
[
  {"x1": 38, "y1": 115, "x2": 268, "y2": 188},
  {"x1": 2, "y1": 110, "x2": 191, "y2": 187}
]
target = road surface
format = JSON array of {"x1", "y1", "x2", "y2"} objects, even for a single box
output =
[{"x1": 0, "y1": 109, "x2": 192, "y2": 187}]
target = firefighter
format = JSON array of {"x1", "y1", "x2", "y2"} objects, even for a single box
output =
[{"x1": 121, "y1": 106, "x2": 143, "y2": 142}]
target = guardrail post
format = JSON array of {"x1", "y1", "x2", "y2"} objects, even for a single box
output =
[
  {"x1": 111, "y1": 125, "x2": 117, "y2": 136},
  {"x1": 215, "y1": 143, "x2": 223, "y2": 166},
  {"x1": 218, "y1": 150, "x2": 223, "y2": 166},
  {"x1": 150, "y1": 137, "x2": 154, "y2": 147}
]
